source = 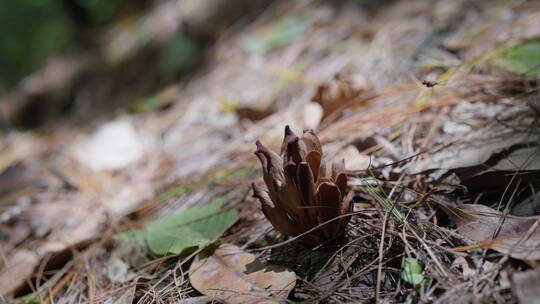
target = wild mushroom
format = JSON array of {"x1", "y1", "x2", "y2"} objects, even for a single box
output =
[{"x1": 252, "y1": 126, "x2": 352, "y2": 244}]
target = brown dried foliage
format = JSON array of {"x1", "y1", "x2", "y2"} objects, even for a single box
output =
[
  {"x1": 252, "y1": 126, "x2": 352, "y2": 244},
  {"x1": 312, "y1": 72, "x2": 371, "y2": 120}
]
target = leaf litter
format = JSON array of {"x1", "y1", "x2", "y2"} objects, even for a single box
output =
[
  {"x1": 437, "y1": 203, "x2": 540, "y2": 260},
  {"x1": 0, "y1": 0, "x2": 540, "y2": 303},
  {"x1": 189, "y1": 243, "x2": 296, "y2": 304}
]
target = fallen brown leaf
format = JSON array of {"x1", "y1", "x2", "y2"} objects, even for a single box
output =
[
  {"x1": 113, "y1": 284, "x2": 137, "y2": 304},
  {"x1": 188, "y1": 243, "x2": 296, "y2": 304},
  {"x1": 438, "y1": 203, "x2": 540, "y2": 260},
  {"x1": 335, "y1": 145, "x2": 370, "y2": 171},
  {"x1": 312, "y1": 72, "x2": 370, "y2": 120},
  {"x1": 0, "y1": 249, "x2": 39, "y2": 295}
]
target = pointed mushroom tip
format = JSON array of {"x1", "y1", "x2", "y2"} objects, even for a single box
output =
[
  {"x1": 254, "y1": 140, "x2": 267, "y2": 153},
  {"x1": 284, "y1": 125, "x2": 293, "y2": 135},
  {"x1": 253, "y1": 147, "x2": 265, "y2": 164}
]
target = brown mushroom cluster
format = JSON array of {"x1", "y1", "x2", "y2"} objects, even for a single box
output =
[{"x1": 252, "y1": 126, "x2": 352, "y2": 244}]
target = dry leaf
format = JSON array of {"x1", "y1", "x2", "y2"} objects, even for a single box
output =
[
  {"x1": 511, "y1": 191, "x2": 540, "y2": 216},
  {"x1": 511, "y1": 270, "x2": 540, "y2": 304},
  {"x1": 189, "y1": 243, "x2": 296, "y2": 304},
  {"x1": 451, "y1": 256, "x2": 496, "y2": 278},
  {"x1": 113, "y1": 284, "x2": 137, "y2": 304},
  {"x1": 335, "y1": 145, "x2": 370, "y2": 171},
  {"x1": 312, "y1": 72, "x2": 370, "y2": 120},
  {"x1": 439, "y1": 203, "x2": 540, "y2": 260},
  {"x1": 0, "y1": 249, "x2": 39, "y2": 295}
]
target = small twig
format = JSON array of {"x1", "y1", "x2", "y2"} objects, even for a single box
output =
[
  {"x1": 49, "y1": 165, "x2": 79, "y2": 190},
  {"x1": 375, "y1": 210, "x2": 390, "y2": 303},
  {"x1": 406, "y1": 225, "x2": 451, "y2": 278},
  {"x1": 311, "y1": 235, "x2": 369, "y2": 283},
  {"x1": 43, "y1": 272, "x2": 76, "y2": 304}
]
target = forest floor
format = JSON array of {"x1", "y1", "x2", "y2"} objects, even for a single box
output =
[{"x1": 1, "y1": 0, "x2": 540, "y2": 303}]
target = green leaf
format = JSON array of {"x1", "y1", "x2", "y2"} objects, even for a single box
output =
[
  {"x1": 401, "y1": 258, "x2": 425, "y2": 286},
  {"x1": 130, "y1": 95, "x2": 167, "y2": 113},
  {"x1": 75, "y1": 0, "x2": 122, "y2": 25},
  {"x1": 116, "y1": 198, "x2": 238, "y2": 255},
  {"x1": 159, "y1": 34, "x2": 200, "y2": 77},
  {"x1": 129, "y1": 85, "x2": 179, "y2": 113},
  {"x1": 490, "y1": 39, "x2": 540, "y2": 76},
  {"x1": 361, "y1": 177, "x2": 405, "y2": 223},
  {"x1": 0, "y1": 1, "x2": 74, "y2": 88},
  {"x1": 17, "y1": 293, "x2": 38, "y2": 304}
]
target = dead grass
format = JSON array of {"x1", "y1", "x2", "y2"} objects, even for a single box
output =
[{"x1": 1, "y1": 0, "x2": 540, "y2": 303}]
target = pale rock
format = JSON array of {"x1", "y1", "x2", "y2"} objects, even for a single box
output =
[{"x1": 74, "y1": 120, "x2": 144, "y2": 171}]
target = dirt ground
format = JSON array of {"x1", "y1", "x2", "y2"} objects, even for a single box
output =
[{"x1": 1, "y1": 0, "x2": 540, "y2": 303}]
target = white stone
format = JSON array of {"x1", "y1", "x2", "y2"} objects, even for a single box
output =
[{"x1": 74, "y1": 120, "x2": 144, "y2": 171}]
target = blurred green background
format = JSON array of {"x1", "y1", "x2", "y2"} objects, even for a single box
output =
[{"x1": 0, "y1": 0, "x2": 126, "y2": 92}]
